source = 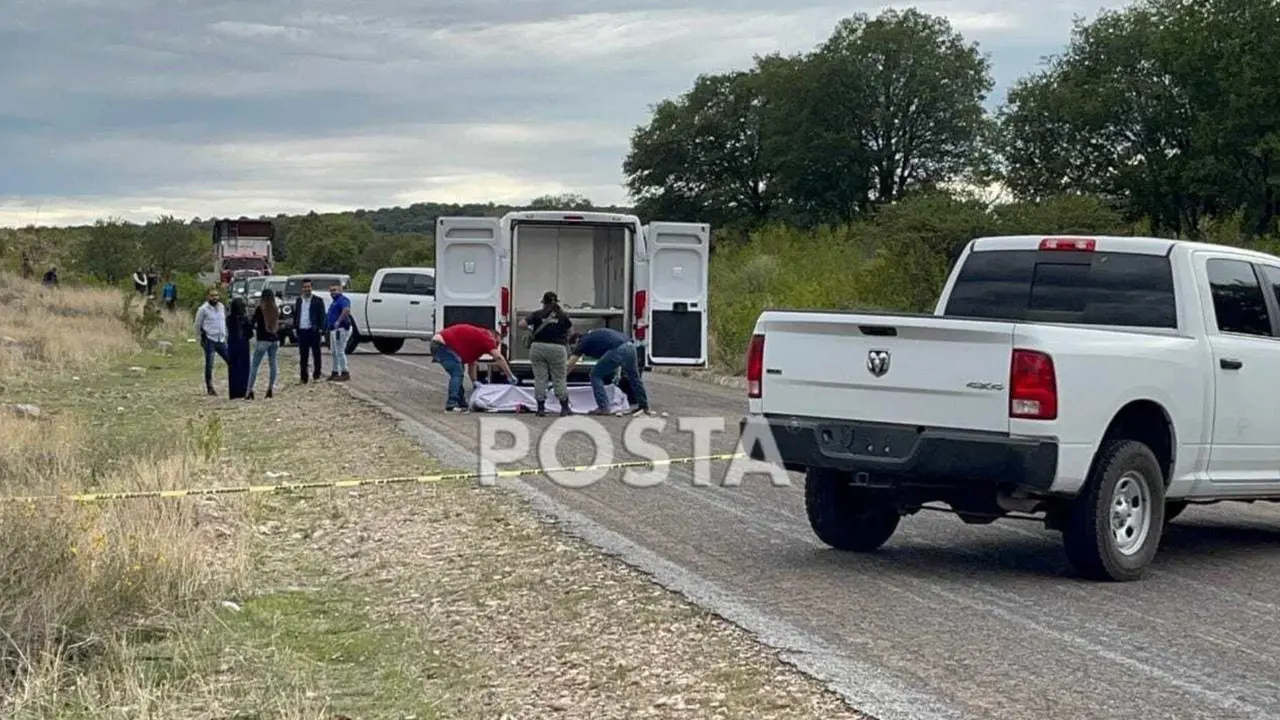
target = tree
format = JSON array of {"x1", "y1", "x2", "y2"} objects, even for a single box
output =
[
  {"x1": 139, "y1": 215, "x2": 207, "y2": 274},
  {"x1": 996, "y1": 0, "x2": 1280, "y2": 237},
  {"x1": 76, "y1": 219, "x2": 139, "y2": 282},
  {"x1": 360, "y1": 232, "x2": 433, "y2": 271},
  {"x1": 624, "y1": 70, "x2": 773, "y2": 228},
  {"x1": 763, "y1": 9, "x2": 993, "y2": 224},
  {"x1": 529, "y1": 194, "x2": 594, "y2": 210},
  {"x1": 282, "y1": 213, "x2": 375, "y2": 273}
]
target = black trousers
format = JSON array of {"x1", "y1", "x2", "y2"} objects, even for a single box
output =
[{"x1": 296, "y1": 328, "x2": 322, "y2": 379}]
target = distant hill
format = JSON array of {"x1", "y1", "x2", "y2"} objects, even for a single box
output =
[
  {"x1": 188, "y1": 196, "x2": 637, "y2": 236},
  {"x1": 0, "y1": 194, "x2": 639, "y2": 284}
]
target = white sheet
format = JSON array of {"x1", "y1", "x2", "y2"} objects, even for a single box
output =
[{"x1": 469, "y1": 382, "x2": 630, "y2": 413}]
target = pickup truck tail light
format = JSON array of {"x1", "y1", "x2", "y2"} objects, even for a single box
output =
[
  {"x1": 1009, "y1": 349, "x2": 1057, "y2": 420},
  {"x1": 633, "y1": 290, "x2": 648, "y2": 342},
  {"x1": 1040, "y1": 237, "x2": 1095, "y2": 251},
  {"x1": 746, "y1": 334, "x2": 765, "y2": 398}
]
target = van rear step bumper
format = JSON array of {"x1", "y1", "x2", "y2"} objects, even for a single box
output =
[{"x1": 739, "y1": 414, "x2": 1057, "y2": 492}]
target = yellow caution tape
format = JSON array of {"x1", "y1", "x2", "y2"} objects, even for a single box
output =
[{"x1": 3, "y1": 453, "x2": 746, "y2": 503}]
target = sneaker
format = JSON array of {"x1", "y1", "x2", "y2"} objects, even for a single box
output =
[
  {"x1": 265, "y1": 388, "x2": 273, "y2": 399},
  {"x1": 627, "y1": 407, "x2": 653, "y2": 416},
  {"x1": 446, "y1": 407, "x2": 470, "y2": 414},
  {"x1": 587, "y1": 408, "x2": 610, "y2": 416},
  {"x1": 205, "y1": 386, "x2": 216, "y2": 396},
  {"x1": 327, "y1": 372, "x2": 339, "y2": 382},
  {"x1": 339, "y1": 371, "x2": 350, "y2": 382}
]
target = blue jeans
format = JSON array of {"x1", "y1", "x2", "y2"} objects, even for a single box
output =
[
  {"x1": 432, "y1": 341, "x2": 467, "y2": 409},
  {"x1": 247, "y1": 340, "x2": 279, "y2": 393},
  {"x1": 591, "y1": 341, "x2": 647, "y2": 411},
  {"x1": 203, "y1": 339, "x2": 228, "y2": 388},
  {"x1": 332, "y1": 328, "x2": 350, "y2": 374}
]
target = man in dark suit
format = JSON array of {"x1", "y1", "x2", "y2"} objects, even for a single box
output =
[{"x1": 292, "y1": 278, "x2": 326, "y2": 383}]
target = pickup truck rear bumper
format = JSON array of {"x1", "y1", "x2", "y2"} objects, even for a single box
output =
[{"x1": 739, "y1": 414, "x2": 1057, "y2": 493}]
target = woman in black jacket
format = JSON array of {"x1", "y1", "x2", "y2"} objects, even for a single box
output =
[
  {"x1": 246, "y1": 289, "x2": 282, "y2": 400},
  {"x1": 524, "y1": 291, "x2": 573, "y2": 416},
  {"x1": 226, "y1": 297, "x2": 253, "y2": 399}
]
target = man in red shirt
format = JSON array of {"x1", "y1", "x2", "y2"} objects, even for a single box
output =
[{"x1": 431, "y1": 324, "x2": 516, "y2": 412}]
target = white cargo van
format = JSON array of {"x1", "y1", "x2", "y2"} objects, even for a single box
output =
[{"x1": 434, "y1": 210, "x2": 709, "y2": 381}]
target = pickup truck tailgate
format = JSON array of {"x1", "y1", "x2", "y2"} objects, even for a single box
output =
[{"x1": 758, "y1": 313, "x2": 1015, "y2": 433}]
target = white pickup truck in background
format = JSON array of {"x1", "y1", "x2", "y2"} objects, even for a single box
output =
[
  {"x1": 344, "y1": 267, "x2": 436, "y2": 355},
  {"x1": 742, "y1": 235, "x2": 1280, "y2": 581}
]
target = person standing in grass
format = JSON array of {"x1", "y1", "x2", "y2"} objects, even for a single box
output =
[
  {"x1": 225, "y1": 297, "x2": 253, "y2": 399},
  {"x1": 246, "y1": 288, "x2": 281, "y2": 400},
  {"x1": 194, "y1": 287, "x2": 229, "y2": 396},
  {"x1": 162, "y1": 277, "x2": 177, "y2": 311},
  {"x1": 326, "y1": 282, "x2": 352, "y2": 382}
]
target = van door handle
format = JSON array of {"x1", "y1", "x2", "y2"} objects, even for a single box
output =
[
  {"x1": 371, "y1": 298, "x2": 382, "y2": 303},
  {"x1": 1220, "y1": 358, "x2": 1243, "y2": 370},
  {"x1": 409, "y1": 300, "x2": 421, "y2": 305}
]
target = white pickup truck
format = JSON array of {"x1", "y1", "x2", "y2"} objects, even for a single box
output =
[
  {"x1": 344, "y1": 267, "x2": 436, "y2": 355},
  {"x1": 742, "y1": 235, "x2": 1280, "y2": 581}
]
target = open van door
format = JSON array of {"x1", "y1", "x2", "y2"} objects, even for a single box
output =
[
  {"x1": 435, "y1": 217, "x2": 504, "y2": 333},
  {"x1": 643, "y1": 222, "x2": 709, "y2": 367}
]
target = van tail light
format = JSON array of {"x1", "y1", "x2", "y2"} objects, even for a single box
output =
[
  {"x1": 746, "y1": 334, "x2": 765, "y2": 398},
  {"x1": 1009, "y1": 349, "x2": 1057, "y2": 420},
  {"x1": 633, "y1": 290, "x2": 648, "y2": 341},
  {"x1": 499, "y1": 286, "x2": 510, "y2": 336}
]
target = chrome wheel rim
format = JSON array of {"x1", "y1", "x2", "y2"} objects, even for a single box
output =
[{"x1": 1110, "y1": 471, "x2": 1152, "y2": 556}]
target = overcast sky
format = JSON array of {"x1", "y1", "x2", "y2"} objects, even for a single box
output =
[{"x1": 0, "y1": 0, "x2": 1118, "y2": 227}]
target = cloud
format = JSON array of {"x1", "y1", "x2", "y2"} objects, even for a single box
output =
[{"x1": 0, "y1": 0, "x2": 1120, "y2": 226}]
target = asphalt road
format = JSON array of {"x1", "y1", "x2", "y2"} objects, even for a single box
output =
[{"x1": 325, "y1": 344, "x2": 1280, "y2": 720}]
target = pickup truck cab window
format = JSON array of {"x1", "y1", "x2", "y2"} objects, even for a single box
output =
[
  {"x1": 409, "y1": 273, "x2": 435, "y2": 296},
  {"x1": 1258, "y1": 264, "x2": 1280, "y2": 309},
  {"x1": 377, "y1": 272, "x2": 410, "y2": 294},
  {"x1": 942, "y1": 249, "x2": 1176, "y2": 327},
  {"x1": 1206, "y1": 258, "x2": 1273, "y2": 337}
]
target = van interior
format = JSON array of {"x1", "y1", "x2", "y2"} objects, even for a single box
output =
[{"x1": 509, "y1": 223, "x2": 632, "y2": 361}]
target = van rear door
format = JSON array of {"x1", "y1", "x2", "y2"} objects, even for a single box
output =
[
  {"x1": 643, "y1": 222, "x2": 710, "y2": 366},
  {"x1": 435, "y1": 217, "x2": 504, "y2": 333}
]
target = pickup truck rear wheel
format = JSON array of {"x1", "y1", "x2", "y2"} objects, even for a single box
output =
[
  {"x1": 805, "y1": 468, "x2": 900, "y2": 552},
  {"x1": 371, "y1": 337, "x2": 404, "y2": 355},
  {"x1": 1063, "y1": 439, "x2": 1165, "y2": 582}
]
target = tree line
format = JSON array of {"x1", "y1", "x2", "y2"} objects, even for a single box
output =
[
  {"x1": 0, "y1": 194, "x2": 631, "y2": 293},
  {"x1": 624, "y1": 0, "x2": 1280, "y2": 241}
]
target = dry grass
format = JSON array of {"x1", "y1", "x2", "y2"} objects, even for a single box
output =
[
  {"x1": 0, "y1": 272, "x2": 861, "y2": 718},
  {"x1": 0, "y1": 275, "x2": 252, "y2": 716},
  {"x1": 0, "y1": 275, "x2": 140, "y2": 380}
]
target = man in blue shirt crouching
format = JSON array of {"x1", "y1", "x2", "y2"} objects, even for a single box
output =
[{"x1": 566, "y1": 328, "x2": 651, "y2": 416}]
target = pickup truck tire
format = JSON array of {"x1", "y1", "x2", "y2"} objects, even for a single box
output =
[
  {"x1": 1063, "y1": 439, "x2": 1166, "y2": 582},
  {"x1": 805, "y1": 469, "x2": 900, "y2": 552},
  {"x1": 345, "y1": 326, "x2": 362, "y2": 355},
  {"x1": 371, "y1": 337, "x2": 405, "y2": 355}
]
